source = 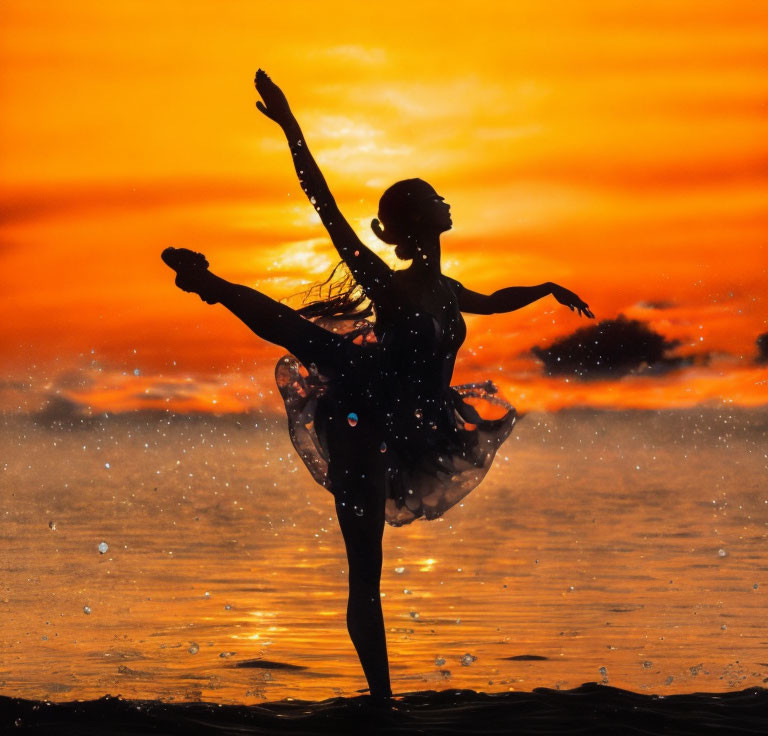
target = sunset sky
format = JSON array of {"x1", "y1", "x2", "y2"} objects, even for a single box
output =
[{"x1": 1, "y1": 0, "x2": 766, "y2": 414}]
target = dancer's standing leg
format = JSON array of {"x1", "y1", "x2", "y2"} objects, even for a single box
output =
[
  {"x1": 219, "y1": 276, "x2": 393, "y2": 696},
  {"x1": 334, "y1": 482, "x2": 391, "y2": 698}
]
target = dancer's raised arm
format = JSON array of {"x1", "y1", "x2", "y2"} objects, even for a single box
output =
[
  {"x1": 254, "y1": 70, "x2": 392, "y2": 301},
  {"x1": 449, "y1": 279, "x2": 594, "y2": 318}
]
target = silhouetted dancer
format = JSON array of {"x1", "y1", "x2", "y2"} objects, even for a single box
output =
[{"x1": 161, "y1": 69, "x2": 593, "y2": 700}]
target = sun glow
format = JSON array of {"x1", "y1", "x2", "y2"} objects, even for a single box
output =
[{"x1": 0, "y1": 0, "x2": 765, "y2": 413}]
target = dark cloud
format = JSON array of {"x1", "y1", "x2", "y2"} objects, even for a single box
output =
[
  {"x1": 134, "y1": 391, "x2": 185, "y2": 402},
  {"x1": 757, "y1": 332, "x2": 768, "y2": 364},
  {"x1": 32, "y1": 395, "x2": 87, "y2": 423},
  {"x1": 636, "y1": 300, "x2": 676, "y2": 310},
  {"x1": 532, "y1": 315, "x2": 690, "y2": 380}
]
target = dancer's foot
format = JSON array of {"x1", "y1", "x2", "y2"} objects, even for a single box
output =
[
  {"x1": 161, "y1": 247, "x2": 219, "y2": 304},
  {"x1": 360, "y1": 692, "x2": 397, "y2": 714}
]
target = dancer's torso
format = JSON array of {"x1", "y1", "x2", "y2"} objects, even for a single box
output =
[
  {"x1": 320, "y1": 273, "x2": 468, "y2": 486},
  {"x1": 374, "y1": 272, "x2": 466, "y2": 406}
]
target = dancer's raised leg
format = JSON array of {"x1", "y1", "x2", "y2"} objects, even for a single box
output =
[{"x1": 162, "y1": 247, "x2": 348, "y2": 372}]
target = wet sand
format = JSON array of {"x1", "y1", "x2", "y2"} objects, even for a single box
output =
[{"x1": 4, "y1": 684, "x2": 767, "y2": 735}]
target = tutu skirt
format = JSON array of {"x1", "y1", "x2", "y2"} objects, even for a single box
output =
[{"x1": 276, "y1": 349, "x2": 516, "y2": 526}]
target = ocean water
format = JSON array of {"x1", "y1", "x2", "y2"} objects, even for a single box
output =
[{"x1": 1, "y1": 408, "x2": 766, "y2": 704}]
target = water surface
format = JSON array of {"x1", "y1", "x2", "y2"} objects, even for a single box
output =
[{"x1": 1, "y1": 408, "x2": 765, "y2": 703}]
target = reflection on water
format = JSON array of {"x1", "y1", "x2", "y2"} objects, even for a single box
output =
[{"x1": 1, "y1": 408, "x2": 765, "y2": 703}]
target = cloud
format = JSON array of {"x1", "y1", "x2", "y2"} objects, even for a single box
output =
[
  {"x1": 0, "y1": 380, "x2": 30, "y2": 391},
  {"x1": 306, "y1": 45, "x2": 387, "y2": 67},
  {"x1": 531, "y1": 315, "x2": 691, "y2": 380},
  {"x1": 54, "y1": 370, "x2": 95, "y2": 392},
  {"x1": 0, "y1": 178, "x2": 279, "y2": 226}
]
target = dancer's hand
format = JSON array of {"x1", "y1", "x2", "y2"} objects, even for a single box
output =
[
  {"x1": 254, "y1": 69, "x2": 294, "y2": 127},
  {"x1": 551, "y1": 284, "x2": 594, "y2": 318}
]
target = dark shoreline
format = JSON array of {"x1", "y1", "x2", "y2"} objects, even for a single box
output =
[{"x1": 3, "y1": 684, "x2": 767, "y2": 735}]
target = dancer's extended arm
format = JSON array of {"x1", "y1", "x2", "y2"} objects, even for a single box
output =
[
  {"x1": 450, "y1": 279, "x2": 594, "y2": 318},
  {"x1": 254, "y1": 70, "x2": 392, "y2": 301}
]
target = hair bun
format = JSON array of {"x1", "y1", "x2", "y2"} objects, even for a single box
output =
[{"x1": 371, "y1": 218, "x2": 397, "y2": 245}]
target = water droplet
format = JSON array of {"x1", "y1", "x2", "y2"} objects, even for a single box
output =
[
  {"x1": 354, "y1": 506, "x2": 364, "y2": 516},
  {"x1": 435, "y1": 656, "x2": 446, "y2": 666},
  {"x1": 414, "y1": 409, "x2": 423, "y2": 420},
  {"x1": 83, "y1": 606, "x2": 91, "y2": 615},
  {"x1": 394, "y1": 566, "x2": 405, "y2": 574},
  {"x1": 104, "y1": 463, "x2": 110, "y2": 469},
  {"x1": 188, "y1": 643, "x2": 199, "y2": 654},
  {"x1": 718, "y1": 548, "x2": 727, "y2": 557},
  {"x1": 354, "y1": 250, "x2": 360, "y2": 257},
  {"x1": 409, "y1": 611, "x2": 420, "y2": 620},
  {"x1": 224, "y1": 603, "x2": 232, "y2": 610},
  {"x1": 642, "y1": 661, "x2": 652, "y2": 669},
  {"x1": 379, "y1": 441, "x2": 387, "y2": 453},
  {"x1": 461, "y1": 653, "x2": 476, "y2": 666},
  {"x1": 97, "y1": 542, "x2": 108, "y2": 554},
  {"x1": 48, "y1": 521, "x2": 56, "y2": 531},
  {"x1": 599, "y1": 666, "x2": 608, "y2": 682},
  {"x1": 219, "y1": 651, "x2": 235, "y2": 658},
  {"x1": 347, "y1": 412, "x2": 358, "y2": 427},
  {"x1": 753, "y1": 583, "x2": 759, "y2": 590},
  {"x1": 720, "y1": 624, "x2": 727, "y2": 630}
]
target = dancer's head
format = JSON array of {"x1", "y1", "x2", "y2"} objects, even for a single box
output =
[{"x1": 371, "y1": 179, "x2": 452, "y2": 260}]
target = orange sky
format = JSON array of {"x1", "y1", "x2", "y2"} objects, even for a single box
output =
[{"x1": 1, "y1": 0, "x2": 767, "y2": 414}]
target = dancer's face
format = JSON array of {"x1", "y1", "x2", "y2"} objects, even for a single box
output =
[{"x1": 418, "y1": 190, "x2": 452, "y2": 234}]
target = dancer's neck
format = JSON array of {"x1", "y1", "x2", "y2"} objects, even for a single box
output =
[{"x1": 407, "y1": 234, "x2": 442, "y2": 279}]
